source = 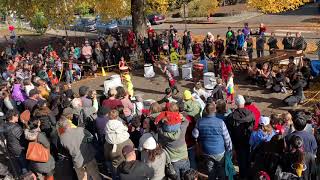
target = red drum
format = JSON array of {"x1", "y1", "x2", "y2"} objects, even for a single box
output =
[{"x1": 192, "y1": 63, "x2": 204, "y2": 82}]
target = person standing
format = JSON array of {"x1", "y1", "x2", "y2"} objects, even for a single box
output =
[
  {"x1": 225, "y1": 95, "x2": 255, "y2": 179},
  {"x1": 197, "y1": 103, "x2": 232, "y2": 180},
  {"x1": 236, "y1": 30, "x2": 245, "y2": 50},
  {"x1": 118, "y1": 145, "x2": 154, "y2": 180},
  {"x1": 267, "y1": 32, "x2": 279, "y2": 54},
  {"x1": 282, "y1": 32, "x2": 294, "y2": 50},
  {"x1": 293, "y1": 32, "x2": 307, "y2": 51},
  {"x1": 256, "y1": 33, "x2": 266, "y2": 58},
  {"x1": 59, "y1": 117, "x2": 102, "y2": 180}
]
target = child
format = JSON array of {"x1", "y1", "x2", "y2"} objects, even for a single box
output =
[
  {"x1": 170, "y1": 48, "x2": 180, "y2": 65},
  {"x1": 211, "y1": 78, "x2": 224, "y2": 102},
  {"x1": 221, "y1": 58, "x2": 233, "y2": 83},
  {"x1": 158, "y1": 60, "x2": 179, "y2": 95},
  {"x1": 154, "y1": 103, "x2": 182, "y2": 132},
  {"x1": 226, "y1": 72, "x2": 235, "y2": 104},
  {"x1": 119, "y1": 56, "x2": 129, "y2": 71},
  {"x1": 122, "y1": 72, "x2": 134, "y2": 97}
]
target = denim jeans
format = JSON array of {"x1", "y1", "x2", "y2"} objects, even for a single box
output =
[
  {"x1": 187, "y1": 146, "x2": 197, "y2": 170},
  {"x1": 205, "y1": 155, "x2": 226, "y2": 180},
  {"x1": 172, "y1": 159, "x2": 190, "y2": 180}
]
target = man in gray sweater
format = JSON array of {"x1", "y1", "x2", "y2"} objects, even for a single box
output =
[{"x1": 59, "y1": 117, "x2": 101, "y2": 180}]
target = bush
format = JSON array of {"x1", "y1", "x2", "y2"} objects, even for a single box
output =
[{"x1": 30, "y1": 12, "x2": 48, "y2": 34}]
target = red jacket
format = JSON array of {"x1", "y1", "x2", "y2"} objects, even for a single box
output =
[
  {"x1": 221, "y1": 62, "x2": 232, "y2": 81},
  {"x1": 245, "y1": 104, "x2": 261, "y2": 131},
  {"x1": 155, "y1": 111, "x2": 182, "y2": 125}
]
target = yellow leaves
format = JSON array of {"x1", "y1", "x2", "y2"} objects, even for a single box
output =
[
  {"x1": 95, "y1": 0, "x2": 131, "y2": 21},
  {"x1": 146, "y1": 0, "x2": 169, "y2": 14},
  {"x1": 248, "y1": 0, "x2": 312, "y2": 13}
]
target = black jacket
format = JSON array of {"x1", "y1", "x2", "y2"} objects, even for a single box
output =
[
  {"x1": 3, "y1": 122, "x2": 26, "y2": 156},
  {"x1": 225, "y1": 108, "x2": 255, "y2": 150},
  {"x1": 211, "y1": 84, "x2": 224, "y2": 101},
  {"x1": 119, "y1": 160, "x2": 154, "y2": 180}
]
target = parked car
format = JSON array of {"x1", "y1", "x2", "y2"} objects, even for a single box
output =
[
  {"x1": 147, "y1": 14, "x2": 165, "y2": 25},
  {"x1": 96, "y1": 16, "x2": 151, "y2": 35},
  {"x1": 69, "y1": 18, "x2": 96, "y2": 32}
]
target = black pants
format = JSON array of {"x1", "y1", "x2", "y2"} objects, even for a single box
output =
[
  {"x1": 257, "y1": 49, "x2": 264, "y2": 58},
  {"x1": 205, "y1": 155, "x2": 226, "y2": 180},
  {"x1": 284, "y1": 95, "x2": 301, "y2": 106}
]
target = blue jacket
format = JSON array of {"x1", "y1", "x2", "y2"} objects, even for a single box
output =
[
  {"x1": 237, "y1": 34, "x2": 245, "y2": 48},
  {"x1": 198, "y1": 114, "x2": 232, "y2": 155},
  {"x1": 249, "y1": 129, "x2": 276, "y2": 150}
]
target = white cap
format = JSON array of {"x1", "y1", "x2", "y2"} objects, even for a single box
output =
[
  {"x1": 235, "y1": 95, "x2": 245, "y2": 106},
  {"x1": 142, "y1": 136, "x2": 157, "y2": 150},
  {"x1": 259, "y1": 116, "x2": 270, "y2": 126}
]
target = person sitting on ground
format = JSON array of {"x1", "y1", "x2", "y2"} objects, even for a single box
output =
[
  {"x1": 272, "y1": 69, "x2": 287, "y2": 93},
  {"x1": 247, "y1": 62, "x2": 259, "y2": 83},
  {"x1": 256, "y1": 62, "x2": 272, "y2": 88},
  {"x1": 193, "y1": 82, "x2": 208, "y2": 101},
  {"x1": 285, "y1": 56, "x2": 297, "y2": 80},
  {"x1": 118, "y1": 145, "x2": 154, "y2": 180},
  {"x1": 210, "y1": 78, "x2": 224, "y2": 102},
  {"x1": 283, "y1": 72, "x2": 306, "y2": 106}
]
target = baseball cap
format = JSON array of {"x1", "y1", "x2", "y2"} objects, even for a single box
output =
[
  {"x1": 122, "y1": 145, "x2": 135, "y2": 157},
  {"x1": 259, "y1": 116, "x2": 270, "y2": 126}
]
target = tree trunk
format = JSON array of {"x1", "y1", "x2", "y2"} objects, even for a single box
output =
[{"x1": 131, "y1": 0, "x2": 146, "y2": 37}]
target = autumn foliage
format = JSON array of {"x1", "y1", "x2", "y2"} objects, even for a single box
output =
[{"x1": 248, "y1": 0, "x2": 312, "y2": 13}]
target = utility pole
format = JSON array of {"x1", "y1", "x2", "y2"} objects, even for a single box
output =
[{"x1": 183, "y1": 0, "x2": 187, "y2": 31}]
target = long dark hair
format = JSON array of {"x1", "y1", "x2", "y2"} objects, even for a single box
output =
[{"x1": 147, "y1": 144, "x2": 163, "y2": 162}]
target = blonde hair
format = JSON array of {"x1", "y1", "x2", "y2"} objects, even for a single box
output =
[{"x1": 109, "y1": 110, "x2": 119, "y2": 120}]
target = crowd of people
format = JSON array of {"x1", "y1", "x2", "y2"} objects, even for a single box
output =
[{"x1": 0, "y1": 22, "x2": 319, "y2": 180}]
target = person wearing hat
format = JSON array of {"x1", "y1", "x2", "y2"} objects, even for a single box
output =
[
  {"x1": 283, "y1": 71, "x2": 307, "y2": 106},
  {"x1": 79, "y1": 86, "x2": 92, "y2": 108},
  {"x1": 140, "y1": 136, "x2": 166, "y2": 180},
  {"x1": 183, "y1": 90, "x2": 201, "y2": 120},
  {"x1": 249, "y1": 116, "x2": 276, "y2": 150},
  {"x1": 118, "y1": 145, "x2": 154, "y2": 180},
  {"x1": 225, "y1": 95, "x2": 255, "y2": 179}
]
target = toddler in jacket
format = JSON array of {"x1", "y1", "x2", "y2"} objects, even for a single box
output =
[{"x1": 155, "y1": 103, "x2": 182, "y2": 132}]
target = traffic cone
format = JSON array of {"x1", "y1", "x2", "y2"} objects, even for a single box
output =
[{"x1": 101, "y1": 67, "x2": 107, "y2": 77}]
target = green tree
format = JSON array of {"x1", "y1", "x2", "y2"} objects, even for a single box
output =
[{"x1": 30, "y1": 11, "x2": 48, "y2": 34}]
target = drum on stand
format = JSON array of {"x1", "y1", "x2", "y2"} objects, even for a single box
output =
[
  {"x1": 144, "y1": 64, "x2": 155, "y2": 78},
  {"x1": 182, "y1": 64, "x2": 192, "y2": 80},
  {"x1": 168, "y1": 63, "x2": 179, "y2": 77},
  {"x1": 192, "y1": 63, "x2": 204, "y2": 82}
]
